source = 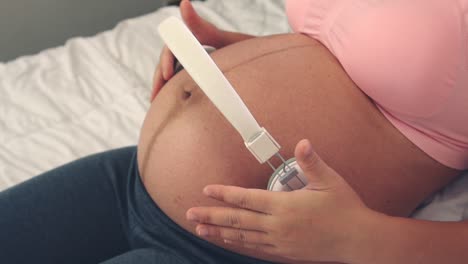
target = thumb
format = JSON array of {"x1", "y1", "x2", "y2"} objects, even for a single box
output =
[
  {"x1": 294, "y1": 139, "x2": 338, "y2": 188},
  {"x1": 180, "y1": 0, "x2": 221, "y2": 47},
  {"x1": 180, "y1": 0, "x2": 203, "y2": 30}
]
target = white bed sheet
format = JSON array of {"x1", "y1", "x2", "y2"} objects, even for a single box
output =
[{"x1": 0, "y1": 0, "x2": 467, "y2": 221}]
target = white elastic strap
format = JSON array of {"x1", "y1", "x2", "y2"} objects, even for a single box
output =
[{"x1": 158, "y1": 17, "x2": 280, "y2": 163}]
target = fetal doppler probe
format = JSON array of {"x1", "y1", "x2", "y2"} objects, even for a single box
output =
[{"x1": 158, "y1": 17, "x2": 308, "y2": 191}]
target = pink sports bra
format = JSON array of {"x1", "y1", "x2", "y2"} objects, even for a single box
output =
[{"x1": 286, "y1": 0, "x2": 468, "y2": 170}]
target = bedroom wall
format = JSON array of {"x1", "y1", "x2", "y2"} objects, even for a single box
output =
[{"x1": 0, "y1": 0, "x2": 169, "y2": 62}]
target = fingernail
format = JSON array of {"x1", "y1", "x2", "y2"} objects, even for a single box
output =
[
  {"x1": 203, "y1": 186, "x2": 213, "y2": 196},
  {"x1": 197, "y1": 227, "x2": 209, "y2": 237},
  {"x1": 302, "y1": 140, "x2": 313, "y2": 157},
  {"x1": 224, "y1": 239, "x2": 233, "y2": 244},
  {"x1": 187, "y1": 212, "x2": 199, "y2": 222}
]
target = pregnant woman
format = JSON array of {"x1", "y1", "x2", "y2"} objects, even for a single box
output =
[{"x1": 1, "y1": 0, "x2": 467, "y2": 263}]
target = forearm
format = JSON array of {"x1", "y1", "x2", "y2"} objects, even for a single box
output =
[{"x1": 352, "y1": 212, "x2": 468, "y2": 264}]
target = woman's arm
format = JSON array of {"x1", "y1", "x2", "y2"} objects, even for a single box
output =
[{"x1": 356, "y1": 214, "x2": 468, "y2": 264}]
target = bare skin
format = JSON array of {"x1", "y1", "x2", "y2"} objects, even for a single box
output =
[{"x1": 137, "y1": 34, "x2": 458, "y2": 263}]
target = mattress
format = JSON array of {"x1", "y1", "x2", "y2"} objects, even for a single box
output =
[{"x1": 0, "y1": 0, "x2": 467, "y2": 221}]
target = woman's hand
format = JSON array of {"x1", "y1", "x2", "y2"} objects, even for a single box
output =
[
  {"x1": 151, "y1": 0, "x2": 225, "y2": 101},
  {"x1": 186, "y1": 139, "x2": 377, "y2": 263}
]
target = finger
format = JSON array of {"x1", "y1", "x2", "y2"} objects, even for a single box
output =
[
  {"x1": 195, "y1": 224, "x2": 271, "y2": 245},
  {"x1": 186, "y1": 206, "x2": 269, "y2": 231},
  {"x1": 294, "y1": 139, "x2": 337, "y2": 188},
  {"x1": 222, "y1": 239, "x2": 277, "y2": 255},
  {"x1": 160, "y1": 46, "x2": 175, "y2": 80},
  {"x1": 203, "y1": 185, "x2": 277, "y2": 214}
]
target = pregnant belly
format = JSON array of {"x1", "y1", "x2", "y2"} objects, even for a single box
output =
[{"x1": 137, "y1": 34, "x2": 455, "y2": 262}]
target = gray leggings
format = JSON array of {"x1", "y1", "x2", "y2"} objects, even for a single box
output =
[{"x1": 0, "y1": 147, "x2": 273, "y2": 264}]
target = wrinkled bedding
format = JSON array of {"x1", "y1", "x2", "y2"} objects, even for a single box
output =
[{"x1": 0, "y1": 0, "x2": 466, "y2": 221}]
